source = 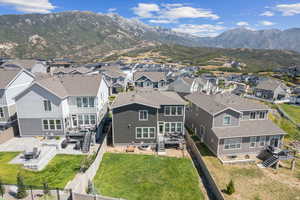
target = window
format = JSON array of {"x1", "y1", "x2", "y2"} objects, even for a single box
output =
[
  {"x1": 259, "y1": 111, "x2": 266, "y2": 119},
  {"x1": 250, "y1": 112, "x2": 256, "y2": 120},
  {"x1": 136, "y1": 127, "x2": 156, "y2": 139},
  {"x1": 158, "y1": 122, "x2": 164, "y2": 134},
  {"x1": 42, "y1": 119, "x2": 62, "y2": 130},
  {"x1": 77, "y1": 114, "x2": 97, "y2": 126},
  {"x1": 200, "y1": 126, "x2": 206, "y2": 135},
  {"x1": 139, "y1": 110, "x2": 148, "y2": 121},
  {"x1": 259, "y1": 136, "x2": 266, "y2": 147},
  {"x1": 250, "y1": 137, "x2": 256, "y2": 148},
  {"x1": 223, "y1": 116, "x2": 231, "y2": 125},
  {"x1": 164, "y1": 122, "x2": 183, "y2": 133},
  {"x1": 43, "y1": 100, "x2": 52, "y2": 111},
  {"x1": 164, "y1": 106, "x2": 184, "y2": 116},
  {"x1": 76, "y1": 97, "x2": 95, "y2": 108},
  {"x1": 224, "y1": 138, "x2": 241, "y2": 150},
  {"x1": 0, "y1": 107, "x2": 4, "y2": 118}
]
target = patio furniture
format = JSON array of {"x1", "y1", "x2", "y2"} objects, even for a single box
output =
[{"x1": 138, "y1": 144, "x2": 151, "y2": 151}]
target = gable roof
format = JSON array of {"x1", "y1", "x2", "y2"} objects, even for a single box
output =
[
  {"x1": 133, "y1": 72, "x2": 166, "y2": 82},
  {"x1": 256, "y1": 79, "x2": 284, "y2": 91},
  {"x1": 16, "y1": 74, "x2": 103, "y2": 100},
  {"x1": 112, "y1": 89, "x2": 186, "y2": 109},
  {"x1": 2, "y1": 59, "x2": 43, "y2": 71},
  {"x1": 0, "y1": 68, "x2": 23, "y2": 89},
  {"x1": 185, "y1": 92, "x2": 268, "y2": 115}
]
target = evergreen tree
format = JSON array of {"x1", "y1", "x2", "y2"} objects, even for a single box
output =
[
  {"x1": 43, "y1": 182, "x2": 50, "y2": 196},
  {"x1": 16, "y1": 173, "x2": 27, "y2": 199},
  {"x1": 226, "y1": 179, "x2": 235, "y2": 195}
]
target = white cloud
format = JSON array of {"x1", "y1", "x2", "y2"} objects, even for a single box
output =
[
  {"x1": 260, "y1": 11, "x2": 274, "y2": 17},
  {"x1": 132, "y1": 3, "x2": 219, "y2": 22},
  {"x1": 107, "y1": 8, "x2": 117, "y2": 13},
  {"x1": 259, "y1": 20, "x2": 276, "y2": 26},
  {"x1": 0, "y1": 0, "x2": 55, "y2": 13},
  {"x1": 172, "y1": 24, "x2": 225, "y2": 37},
  {"x1": 236, "y1": 21, "x2": 249, "y2": 26},
  {"x1": 149, "y1": 19, "x2": 175, "y2": 24},
  {"x1": 132, "y1": 3, "x2": 160, "y2": 18},
  {"x1": 275, "y1": 3, "x2": 300, "y2": 16}
]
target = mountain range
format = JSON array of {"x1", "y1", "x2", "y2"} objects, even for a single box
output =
[{"x1": 0, "y1": 11, "x2": 300, "y2": 61}]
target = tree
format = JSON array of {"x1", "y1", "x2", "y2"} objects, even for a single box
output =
[
  {"x1": 16, "y1": 173, "x2": 27, "y2": 199},
  {"x1": 225, "y1": 179, "x2": 235, "y2": 195},
  {"x1": 43, "y1": 182, "x2": 50, "y2": 196},
  {"x1": 0, "y1": 178, "x2": 5, "y2": 197}
]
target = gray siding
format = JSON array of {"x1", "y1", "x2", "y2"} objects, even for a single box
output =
[
  {"x1": 158, "y1": 105, "x2": 184, "y2": 122},
  {"x1": 218, "y1": 135, "x2": 284, "y2": 156},
  {"x1": 113, "y1": 104, "x2": 157, "y2": 145},
  {"x1": 19, "y1": 118, "x2": 64, "y2": 137},
  {"x1": 253, "y1": 88, "x2": 274, "y2": 100},
  {"x1": 213, "y1": 109, "x2": 240, "y2": 127},
  {"x1": 0, "y1": 89, "x2": 6, "y2": 106}
]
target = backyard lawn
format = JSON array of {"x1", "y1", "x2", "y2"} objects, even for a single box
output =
[
  {"x1": 0, "y1": 152, "x2": 85, "y2": 188},
  {"x1": 94, "y1": 153, "x2": 204, "y2": 200},
  {"x1": 194, "y1": 139, "x2": 300, "y2": 200},
  {"x1": 279, "y1": 104, "x2": 300, "y2": 124}
]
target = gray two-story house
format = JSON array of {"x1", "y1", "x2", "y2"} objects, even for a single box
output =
[
  {"x1": 253, "y1": 79, "x2": 290, "y2": 101},
  {"x1": 111, "y1": 90, "x2": 186, "y2": 149},
  {"x1": 14, "y1": 74, "x2": 109, "y2": 137},
  {"x1": 185, "y1": 93, "x2": 286, "y2": 162},
  {"x1": 133, "y1": 72, "x2": 167, "y2": 89}
]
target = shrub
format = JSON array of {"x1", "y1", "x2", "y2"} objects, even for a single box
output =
[
  {"x1": 43, "y1": 182, "x2": 50, "y2": 196},
  {"x1": 0, "y1": 178, "x2": 5, "y2": 197},
  {"x1": 16, "y1": 173, "x2": 27, "y2": 199},
  {"x1": 55, "y1": 136, "x2": 60, "y2": 140},
  {"x1": 225, "y1": 179, "x2": 235, "y2": 195}
]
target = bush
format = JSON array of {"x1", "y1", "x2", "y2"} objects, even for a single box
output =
[
  {"x1": 225, "y1": 179, "x2": 235, "y2": 195},
  {"x1": 55, "y1": 136, "x2": 60, "y2": 140},
  {"x1": 0, "y1": 178, "x2": 5, "y2": 197},
  {"x1": 16, "y1": 173, "x2": 27, "y2": 199},
  {"x1": 43, "y1": 182, "x2": 50, "y2": 196}
]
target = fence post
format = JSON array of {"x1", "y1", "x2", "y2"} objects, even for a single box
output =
[
  {"x1": 69, "y1": 189, "x2": 73, "y2": 200},
  {"x1": 30, "y1": 186, "x2": 34, "y2": 200},
  {"x1": 56, "y1": 188, "x2": 60, "y2": 200}
]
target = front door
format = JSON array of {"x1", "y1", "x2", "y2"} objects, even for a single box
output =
[
  {"x1": 72, "y1": 115, "x2": 78, "y2": 128},
  {"x1": 158, "y1": 122, "x2": 164, "y2": 136}
]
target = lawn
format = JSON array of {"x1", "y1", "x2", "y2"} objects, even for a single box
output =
[
  {"x1": 0, "y1": 152, "x2": 85, "y2": 188},
  {"x1": 94, "y1": 153, "x2": 204, "y2": 200},
  {"x1": 194, "y1": 140, "x2": 300, "y2": 200},
  {"x1": 279, "y1": 104, "x2": 300, "y2": 124}
]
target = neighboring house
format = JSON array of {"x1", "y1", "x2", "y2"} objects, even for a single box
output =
[
  {"x1": 185, "y1": 93, "x2": 286, "y2": 162},
  {"x1": 52, "y1": 67, "x2": 93, "y2": 76},
  {"x1": 102, "y1": 69, "x2": 127, "y2": 95},
  {"x1": 111, "y1": 90, "x2": 186, "y2": 149},
  {"x1": 253, "y1": 79, "x2": 290, "y2": 101},
  {"x1": 168, "y1": 76, "x2": 200, "y2": 95},
  {"x1": 2, "y1": 59, "x2": 49, "y2": 74},
  {"x1": 133, "y1": 72, "x2": 167, "y2": 89},
  {"x1": 15, "y1": 74, "x2": 109, "y2": 137},
  {"x1": 0, "y1": 67, "x2": 35, "y2": 131}
]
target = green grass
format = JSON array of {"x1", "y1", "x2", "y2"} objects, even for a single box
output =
[
  {"x1": 0, "y1": 152, "x2": 85, "y2": 188},
  {"x1": 279, "y1": 104, "x2": 300, "y2": 124},
  {"x1": 94, "y1": 153, "x2": 204, "y2": 200}
]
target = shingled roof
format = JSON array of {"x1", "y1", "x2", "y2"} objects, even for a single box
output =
[
  {"x1": 256, "y1": 79, "x2": 284, "y2": 91},
  {"x1": 133, "y1": 72, "x2": 166, "y2": 82},
  {"x1": 185, "y1": 92, "x2": 268, "y2": 115},
  {"x1": 112, "y1": 89, "x2": 186, "y2": 109},
  {"x1": 0, "y1": 68, "x2": 22, "y2": 89}
]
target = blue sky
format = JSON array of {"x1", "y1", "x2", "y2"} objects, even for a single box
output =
[{"x1": 0, "y1": 0, "x2": 299, "y2": 37}]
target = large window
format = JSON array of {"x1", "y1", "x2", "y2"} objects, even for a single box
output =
[
  {"x1": 259, "y1": 136, "x2": 266, "y2": 147},
  {"x1": 223, "y1": 116, "x2": 231, "y2": 125},
  {"x1": 136, "y1": 127, "x2": 155, "y2": 139},
  {"x1": 139, "y1": 110, "x2": 148, "y2": 121},
  {"x1": 250, "y1": 112, "x2": 256, "y2": 120},
  {"x1": 259, "y1": 111, "x2": 266, "y2": 119},
  {"x1": 164, "y1": 106, "x2": 184, "y2": 116},
  {"x1": 224, "y1": 138, "x2": 241, "y2": 150},
  {"x1": 77, "y1": 114, "x2": 97, "y2": 126},
  {"x1": 250, "y1": 137, "x2": 256, "y2": 148},
  {"x1": 0, "y1": 107, "x2": 4, "y2": 118},
  {"x1": 76, "y1": 97, "x2": 95, "y2": 108},
  {"x1": 43, "y1": 100, "x2": 52, "y2": 111},
  {"x1": 164, "y1": 122, "x2": 183, "y2": 133},
  {"x1": 42, "y1": 119, "x2": 62, "y2": 130}
]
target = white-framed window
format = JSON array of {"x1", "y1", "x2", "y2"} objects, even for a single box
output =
[
  {"x1": 136, "y1": 127, "x2": 156, "y2": 139},
  {"x1": 259, "y1": 136, "x2": 266, "y2": 147},
  {"x1": 250, "y1": 112, "x2": 256, "y2": 120},
  {"x1": 43, "y1": 100, "x2": 52, "y2": 111},
  {"x1": 259, "y1": 111, "x2": 266, "y2": 119},
  {"x1": 200, "y1": 125, "x2": 206, "y2": 135},
  {"x1": 139, "y1": 110, "x2": 148, "y2": 121},
  {"x1": 223, "y1": 115, "x2": 231, "y2": 125},
  {"x1": 42, "y1": 119, "x2": 62, "y2": 130},
  {"x1": 164, "y1": 122, "x2": 183, "y2": 133},
  {"x1": 76, "y1": 97, "x2": 95, "y2": 108},
  {"x1": 0, "y1": 107, "x2": 4, "y2": 118},
  {"x1": 77, "y1": 114, "x2": 97, "y2": 126},
  {"x1": 249, "y1": 136, "x2": 256, "y2": 148},
  {"x1": 164, "y1": 106, "x2": 184, "y2": 116},
  {"x1": 224, "y1": 138, "x2": 242, "y2": 150}
]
